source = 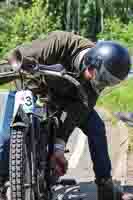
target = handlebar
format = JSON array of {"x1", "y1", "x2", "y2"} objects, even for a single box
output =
[
  {"x1": 0, "y1": 71, "x2": 19, "y2": 84},
  {"x1": 0, "y1": 62, "x2": 80, "y2": 88},
  {"x1": 0, "y1": 62, "x2": 88, "y2": 106},
  {"x1": 37, "y1": 64, "x2": 88, "y2": 106},
  {"x1": 38, "y1": 67, "x2": 80, "y2": 87}
]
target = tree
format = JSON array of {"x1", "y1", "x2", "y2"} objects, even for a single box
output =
[
  {"x1": 92, "y1": 0, "x2": 104, "y2": 40},
  {"x1": 66, "y1": 0, "x2": 80, "y2": 33}
]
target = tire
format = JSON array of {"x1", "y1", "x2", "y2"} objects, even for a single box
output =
[{"x1": 10, "y1": 128, "x2": 34, "y2": 200}]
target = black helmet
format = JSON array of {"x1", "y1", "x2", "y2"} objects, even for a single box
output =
[{"x1": 82, "y1": 41, "x2": 131, "y2": 94}]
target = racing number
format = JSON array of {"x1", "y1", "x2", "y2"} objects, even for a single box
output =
[{"x1": 25, "y1": 96, "x2": 33, "y2": 106}]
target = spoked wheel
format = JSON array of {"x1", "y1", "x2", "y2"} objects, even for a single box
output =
[{"x1": 9, "y1": 128, "x2": 36, "y2": 200}]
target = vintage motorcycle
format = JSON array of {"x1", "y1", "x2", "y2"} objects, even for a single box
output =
[{"x1": 0, "y1": 50, "x2": 86, "y2": 200}]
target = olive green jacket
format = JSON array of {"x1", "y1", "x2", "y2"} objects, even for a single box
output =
[{"x1": 2, "y1": 31, "x2": 99, "y2": 142}]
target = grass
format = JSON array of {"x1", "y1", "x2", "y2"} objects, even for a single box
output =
[
  {"x1": 97, "y1": 78, "x2": 133, "y2": 113},
  {"x1": 97, "y1": 78, "x2": 133, "y2": 151},
  {"x1": 0, "y1": 82, "x2": 16, "y2": 90}
]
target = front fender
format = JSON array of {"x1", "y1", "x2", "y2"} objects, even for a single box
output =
[
  {"x1": 11, "y1": 105, "x2": 30, "y2": 128},
  {"x1": 11, "y1": 90, "x2": 34, "y2": 128}
]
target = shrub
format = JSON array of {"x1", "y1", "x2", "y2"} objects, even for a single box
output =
[
  {"x1": 98, "y1": 17, "x2": 133, "y2": 50},
  {"x1": 0, "y1": 0, "x2": 61, "y2": 58}
]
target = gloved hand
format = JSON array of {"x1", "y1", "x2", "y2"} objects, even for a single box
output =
[
  {"x1": 50, "y1": 150, "x2": 68, "y2": 177},
  {"x1": 7, "y1": 49, "x2": 22, "y2": 71},
  {"x1": 7, "y1": 49, "x2": 38, "y2": 73}
]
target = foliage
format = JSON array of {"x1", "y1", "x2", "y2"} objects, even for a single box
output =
[
  {"x1": 98, "y1": 17, "x2": 133, "y2": 52},
  {"x1": 80, "y1": 0, "x2": 96, "y2": 38},
  {"x1": 9, "y1": 0, "x2": 32, "y2": 8},
  {"x1": 44, "y1": 0, "x2": 66, "y2": 29},
  {"x1": 0, "y1": 0, "x2": 61, "y2": 58},
  {"x1": 0, "y1": 0, "x2": 133, "y2": 56},
  {"x1": 0, "y1": 1, "x2": 132, "y2": 62},
  {"x1": 0, "y1": 7, "x2": 16, "y2": 57}
]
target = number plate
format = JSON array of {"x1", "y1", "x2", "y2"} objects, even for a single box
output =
[
  {"x1": 22, "y1": 90, "x2": 34, "y2": 113},
  {"x1": 15, "y1": 90, "x2": 34, "y2": 114}
]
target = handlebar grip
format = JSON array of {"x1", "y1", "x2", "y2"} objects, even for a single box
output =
[
  {"x1": 38, "y1": 68, "x2": 88, "y2": 106},
  {"x1": 63, "y1": 74, "x2": 80, "y2": 87},
  {"x1": 63, "y1": 74, "x2": 88, "y2": 106}
]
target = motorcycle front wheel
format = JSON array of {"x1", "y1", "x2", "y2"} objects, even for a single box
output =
[{"x1": 9, "y1": 128, "x2": 36, "y2": 200}]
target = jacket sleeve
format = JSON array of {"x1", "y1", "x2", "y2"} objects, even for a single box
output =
[
  {"x1": 6, "y1": 31, "x2": 95, "y2": 72},
  {"x1": 56, "y1": 100, "x2": 90, "y2": 143}
]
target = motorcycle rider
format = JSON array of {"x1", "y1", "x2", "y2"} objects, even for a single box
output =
[{"x1": 3, "y1": 30, "x2": 133, "y2": 200}]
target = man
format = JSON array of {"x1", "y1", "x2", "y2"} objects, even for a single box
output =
[{"x1": 4, "y1": 31, "x2": 133, "y2": 200}]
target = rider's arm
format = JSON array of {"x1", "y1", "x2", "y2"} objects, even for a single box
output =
[
  {"x1": 55, "y1": 100, "x2": 90, "y2": 144},
  {"x1": 6, "y1": 31, "x2": 94, "y2": 72}
]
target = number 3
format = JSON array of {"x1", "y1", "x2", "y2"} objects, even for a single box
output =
[{"x1": 25, "y1": 96, "x2": 33, "y2": 106}]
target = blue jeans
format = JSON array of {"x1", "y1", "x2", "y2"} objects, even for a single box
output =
[
  {"x1": 80, "y1": 109, "x2": 112, "y2": 180},
  {"x1": 56, "y1": 100, "x2": 112, "y2": 180}
]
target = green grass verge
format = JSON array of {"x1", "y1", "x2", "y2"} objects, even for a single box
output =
[
  {"x1": 0, "y1": 82, "x2": 16, "y2": 90},
  {"x1": 97, "y1": 78, "x2": 133, "y2": 112},
  {"x1": 97, "y1": 78, "x2": 133, "y2": 151}
]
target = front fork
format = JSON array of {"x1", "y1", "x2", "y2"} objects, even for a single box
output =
[{"x1": 30, "y1": 114, "x2": 37, "y2": 186}]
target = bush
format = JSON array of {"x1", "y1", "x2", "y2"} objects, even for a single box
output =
[
  {"x1": 0, "y1": 0, "x2": 61, "y2": 58},
  {"x1": 98, "y1": 17, "x2": 133, "y2": 50}
]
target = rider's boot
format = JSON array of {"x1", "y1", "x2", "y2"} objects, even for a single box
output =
[{"x1": 96, "y1": 177, "x2": 133, "y2": 200}]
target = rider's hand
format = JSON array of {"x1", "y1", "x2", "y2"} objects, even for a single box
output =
[
  {"x1": 50, "y1": 150, "x2": 68, "y2": 177},
  {"x1": 7, "y1": 49, "x2": 38, "y2": 73},
  {"x1": 7, "y1": 49, "x2": 22, "y2": 71}
]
